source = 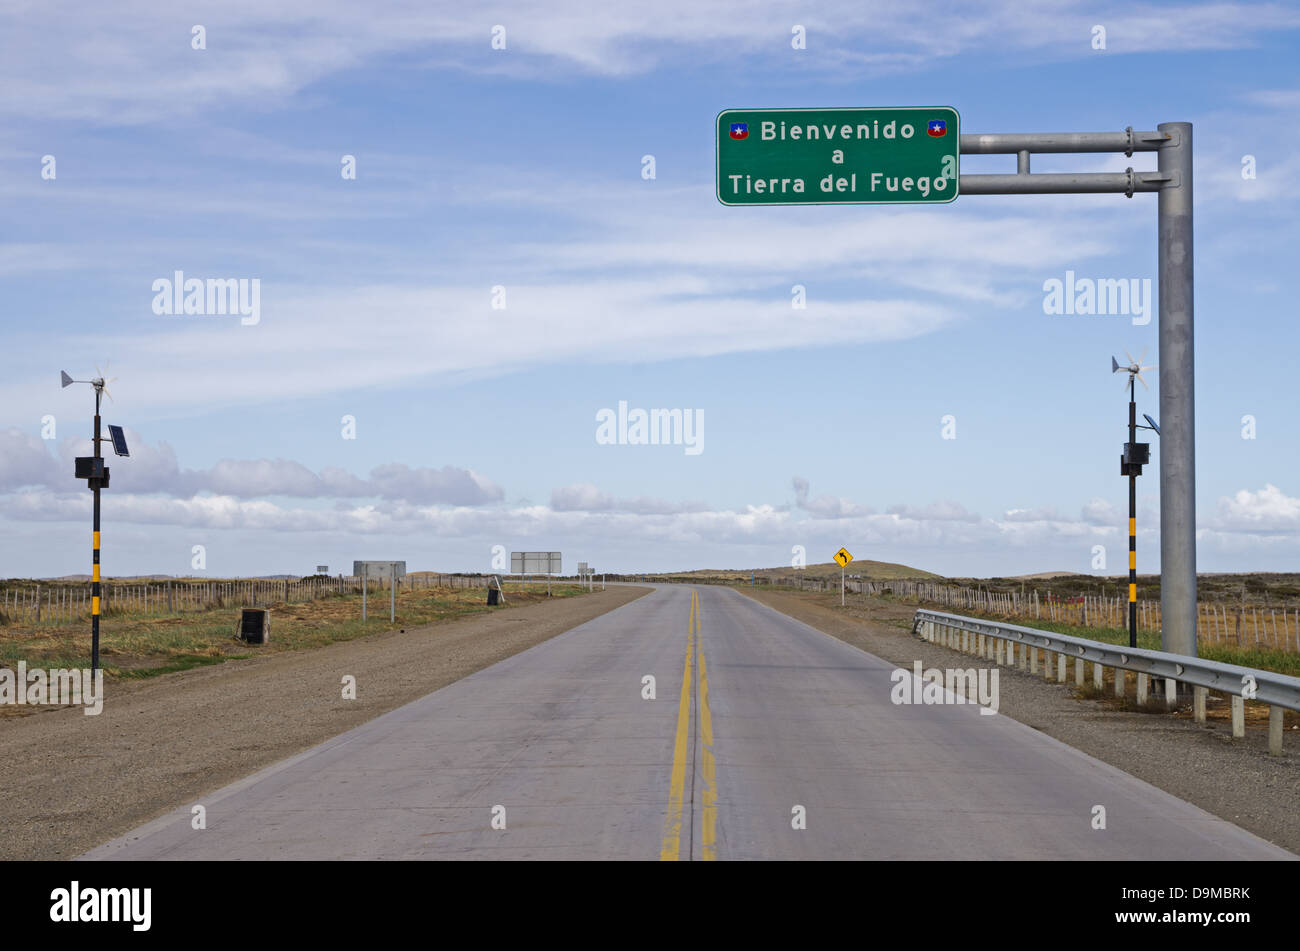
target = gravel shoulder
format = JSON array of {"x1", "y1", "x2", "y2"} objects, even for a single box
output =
[
  {"x1": 738, "y1": 587, "x2": 1300, "y2": 857},
  {"x1": 0, "y1": 585, "x2": 650, "y2": 861}
]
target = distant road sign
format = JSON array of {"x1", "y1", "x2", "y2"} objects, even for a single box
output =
[
  {"x1": 353, "y1": 560, "x2": 405, "y2": 579},
  {"x1": 511, "y1": 552, "x2": 562, "y2": 574},
  {"x1": 316, "y1": 565, "x2": 329, "y2": 574},
  {"x1": 834, "y1": 547, "x2": 854, "y2": 567},
  {"x1": 717, "y1": 107, "x2": 959, "y2": 205}
]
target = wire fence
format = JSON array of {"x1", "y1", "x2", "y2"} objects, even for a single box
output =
[
  {"x1": 767, "y1": 576, "x2": 1300, "y2": 653},
  {"x1": 0, "y1": 573, "x2": 492, "y2": 627}
]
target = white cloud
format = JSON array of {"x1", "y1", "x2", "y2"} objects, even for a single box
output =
[
  {"x1": 0, "y1": 428, "x2": 61, "y2": 491},
  {"x1": 2, "y1": 430, "x2": 502, "y2": 505},
  {"x1": 550, "y1": 483, "x2": 707, "y2": 515},
  {"x1": 792, "y1": 476, "x2": 873, "y2": 519},
  {"x1": 887, "y1": 500, "x2": 981, "y2": 522},
  {"x1": 10, "y1": 474, "x2": 1300, "y2": 576},
  {"x1": 1212, "y1": 484, "x2": 1300, "y2": 534},
  {"x1": 1081, "y1": 497, "x2": 1119, "y2": 525},
  {"x1": 3, "y1": 3, "x2": 1295, "y2": 123}
]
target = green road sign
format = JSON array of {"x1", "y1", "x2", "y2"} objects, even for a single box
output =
[{"x1": 716, "y1": 107, "x2": 960, "y2": 206}]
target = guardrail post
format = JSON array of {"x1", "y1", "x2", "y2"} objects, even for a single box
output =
[
  {"x1": 1193, "y1": 686, "x2": 1207, "y2": 724},
  {"x1": 1164, "y1": 678, "x2": 1177, "y2": 709},
  {"x1": 1075, "y1": 656, "x2": 1085, "y2": 686},
  {"x1": 1029, "y1": 647, "x2": 1038, "y2": 674},
  {"x1": 1137, "y1": 673, "x2": 1149, "y2": 705},
  {"x1": 1017, "y1": 642, "x2": 1026, "y2": 670},
  {"x1": 1093, "y1": 662, "x2": 1104, "y2": 689},
  {"x1": 1231, "y1": 696, "x2": 1245, "y2": 738},
  {"x1": 1056, "y1": 654, "x2": 1067, "y2": 683},
  {"x1": 1114, "y1": 668, "x2": 1126, "y2": 698},
  {"x1": 995, "y1": 639, "x2": 1004, "y2": 665},
  {"x1": 977, "y1": 633, "x2": 985, "y2": 657},
  {"x1": 1269, "y1": 706, "x2": 1283, "y2": 755}
]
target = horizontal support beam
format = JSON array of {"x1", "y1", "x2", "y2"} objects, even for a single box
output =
[
  {"x1": 960, "y1": 130, "x2": 1171, "y2": 154},
  {"x1": 960, "y1": 171, "x2": 1172, "y2": 195}
]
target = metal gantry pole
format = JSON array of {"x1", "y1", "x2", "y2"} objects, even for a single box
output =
[
  {"x1": 958, "y1": 125, "x2": 1196, "y2": 657},
  {"x1": 1156, "y1": 122, "x2": 1197, "y2": 658}
]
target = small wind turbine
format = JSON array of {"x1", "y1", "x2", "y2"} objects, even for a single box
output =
[{"x1": 1111, "y1": 348, "x2": 1156, "y2": 392}]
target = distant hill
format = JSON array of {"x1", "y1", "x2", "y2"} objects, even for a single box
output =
[{"x1": 668, "y1": 560, "x2": 940, "y2": 582}]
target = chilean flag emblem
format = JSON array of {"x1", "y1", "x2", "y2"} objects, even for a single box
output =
[
  {"x1": 927, "y1": 120, "x2": 947, "y2": 137},
  {"x1": 729, "y1": 122, "x2": 749, "y2": 140}
]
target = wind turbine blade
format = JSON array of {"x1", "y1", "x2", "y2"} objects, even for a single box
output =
[
  {"x1": 1125, "y1": 349, "x2": 1136, "y2": 366},
  {"x1": 1136, "y1": 373, "x2": 1149, "y2": 390},
  {"x1": 1136, "y1": 348, "x2": 1147, "y2": 365}
]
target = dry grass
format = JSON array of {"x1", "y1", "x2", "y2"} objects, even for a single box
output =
[{"x1": 0, "y1": 581, "x2": 587, "y2": 687}]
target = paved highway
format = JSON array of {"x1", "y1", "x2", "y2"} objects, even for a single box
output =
[{"x1": 84, "y1": 585, "x2": 1292, "y2": 860}]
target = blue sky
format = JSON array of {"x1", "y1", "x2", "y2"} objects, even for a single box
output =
[{"x1": 3, "y1": 1, "x2": 1300, "y2": 579}]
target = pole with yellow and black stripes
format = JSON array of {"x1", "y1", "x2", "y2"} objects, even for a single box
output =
[
  {"x1": 1127, "y1": 379, "x2": 1138, "y2": 648},
  {"x1": 1114, "y1": 354, "x2": 1155, "y2": 649},
  {"x1": 64, "y1": 368, "x2": 121, "y2": 676},
  {"x1": 91, "y1": 383, "x2": 103, "y2": 674}
]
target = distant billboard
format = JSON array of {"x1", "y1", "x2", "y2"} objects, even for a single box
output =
[
  {"x1": 353, "y1": 560, "x2": 406, "y2": 579},
  {"x1": 511, "y1": 552, "x2": 561, "y2": 575}
]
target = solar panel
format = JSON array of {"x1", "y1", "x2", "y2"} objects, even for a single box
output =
[{"x1": 107, "y1": 424, "x2": 129, "y2": 457}]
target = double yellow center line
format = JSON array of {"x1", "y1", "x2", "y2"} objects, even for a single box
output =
[{"x1": 660, "y1": 589, "x2": 717, "y2": 861}]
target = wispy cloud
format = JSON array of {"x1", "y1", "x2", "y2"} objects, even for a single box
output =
[
  {"x1": 0, "y1": 428, "x2": 502, "y2": 504},
  {"x1": 4, "y1": 2, "x2": 1296, "y2": 123}
]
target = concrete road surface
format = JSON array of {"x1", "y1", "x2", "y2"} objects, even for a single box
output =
[{"x1": 84, "y1": 585, "x2": 1294, "y2": 860}]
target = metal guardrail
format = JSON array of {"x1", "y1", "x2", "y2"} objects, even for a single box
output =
[
  {"x1": 913, "y1": 609, "x2": 1299, "y2": 754},
  {"x1": 913, "y1": 609, "x2": 1300, "y2": 713}
]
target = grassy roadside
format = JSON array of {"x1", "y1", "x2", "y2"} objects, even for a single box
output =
[{"x1": 0, "y1": 583, "x2": 588, "y2": 681}]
